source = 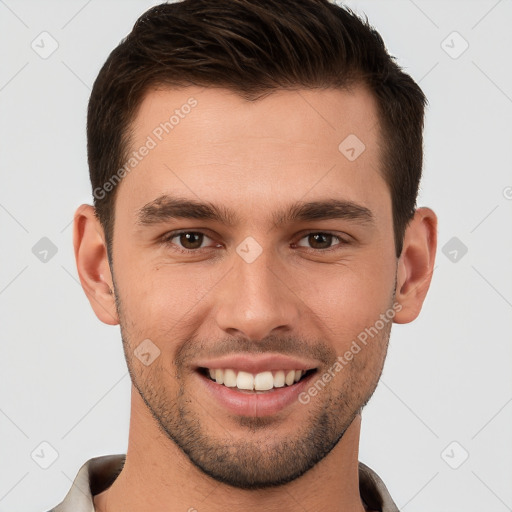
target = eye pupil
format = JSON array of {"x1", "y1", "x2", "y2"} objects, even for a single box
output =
[
  {"x1": 180, "y1": 232, "x2": 203, "y2": 249},
  {"x1": 309, "y1": 233, "x2": 332, "y2": 249}
]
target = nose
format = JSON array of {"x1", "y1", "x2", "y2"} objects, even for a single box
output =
[{"x1": 213, "y1": 245, "x2": 301, "y2": 342}]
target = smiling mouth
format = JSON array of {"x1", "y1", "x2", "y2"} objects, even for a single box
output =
[{"x1": 198, "y1": 367, "x2": 317, "y2": 393}]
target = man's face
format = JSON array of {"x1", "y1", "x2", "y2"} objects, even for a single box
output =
[{"x1": 110, "y1": 86, "x2": 398, "y2": 488}]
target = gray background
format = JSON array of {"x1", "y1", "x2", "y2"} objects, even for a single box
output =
[{"x1": 1, "y1": 0, "x2": 511, "y2": 510}]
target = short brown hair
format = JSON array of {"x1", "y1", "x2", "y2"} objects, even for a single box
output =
[{"x1": 87, "y1": 0, "x2": 426, "y2": 261}]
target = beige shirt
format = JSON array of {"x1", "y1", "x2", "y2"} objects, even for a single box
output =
[{"x1": 48, "y1": 454, "x2": 399, "y2": 511}]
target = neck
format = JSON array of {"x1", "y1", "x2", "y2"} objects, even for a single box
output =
[{"x1": 94, "y1": 386, "x2": 367, "y2": 512}]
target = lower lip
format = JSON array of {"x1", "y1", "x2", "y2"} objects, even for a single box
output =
[{"x1": 197, "y1": 370, "x2": 316, "y2": 417}]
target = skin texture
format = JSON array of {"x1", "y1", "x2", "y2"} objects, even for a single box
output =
[{"x1": 74, "y1": 85, "x2": 437, "y2": 512}]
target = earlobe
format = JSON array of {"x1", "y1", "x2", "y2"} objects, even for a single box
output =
[
  {"x1": 73, "y1": 204, "x2": 119, "y2": 326},
  {"x1": 394, "y1": 207, "x2": 438, "y2": 324}
]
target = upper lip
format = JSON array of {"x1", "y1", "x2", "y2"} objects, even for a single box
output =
[{"x1": 195, "y1": 353, "x2": 319, "y2": 374}]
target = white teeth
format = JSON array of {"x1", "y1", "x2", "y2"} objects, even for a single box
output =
[
  {"x1": 273, "y1": 370, "x2": 285, "y2": 388},
  {"x1": 254, "y1": 371, "x2": 274, "y2": 391},
  {"x1": 236, "y1": 371, "x2": 254, "y2": 390},
  {"x1": 285, "y1": 370, "x2": 295, "y2": 386},
  {"x1": 223, "y1": 369, "x2": 237, "y2": 387},
  {"x1": 208, "y1": 368, "x2": 309, "y2": 391}
]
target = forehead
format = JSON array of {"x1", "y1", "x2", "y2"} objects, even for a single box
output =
[{"x1": 115, "y1": 85, "x2": 389, "y2": 229}]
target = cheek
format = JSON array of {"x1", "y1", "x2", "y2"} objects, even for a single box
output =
[
  {"x1": 116, "y1": 257, "x2": 224, "y2": 336},
  {"x1": 303, "y1": 256, "x2": 396, "y2": 336}
]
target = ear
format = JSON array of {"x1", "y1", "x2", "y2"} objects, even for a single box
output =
[
  {"x1": 393, "y1": 207, "x2": 437, "y2": 324},
  {"x1": 73, "y1": 204, "x2": 119, "y2": 326}
]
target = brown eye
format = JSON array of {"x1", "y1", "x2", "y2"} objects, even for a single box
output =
[
  {"x1": 178, "y1": 232, "x2": 204, "y2": 250},
  {"x1": 295, "y1": 232, "x2": 346, "y2": 251},
  {"x1": 307, "y1": 233, "x2": 333, "y2": 249},
  {"x1": 161, "y1": 231, "x2": 215, "y2": 252}
]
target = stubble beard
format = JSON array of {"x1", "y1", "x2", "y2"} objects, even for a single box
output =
[{"x1": 113, "y1": 279, "x2": 394, "y2": 489}]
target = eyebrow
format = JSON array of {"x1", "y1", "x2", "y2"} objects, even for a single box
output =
[{"x1": 135, "y1": 194, "x2": 375, "y2": 229}]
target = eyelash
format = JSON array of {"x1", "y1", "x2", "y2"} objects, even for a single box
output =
[{"x1": 160, "y1": 230, "x2": 350, "y2": 254}]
